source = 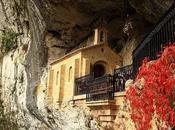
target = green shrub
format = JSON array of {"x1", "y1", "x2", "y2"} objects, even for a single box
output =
[{"x1": 0, "y1": 30, "x2": 21, "y2": 53}]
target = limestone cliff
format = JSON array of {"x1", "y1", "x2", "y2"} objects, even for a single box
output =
[
  {"x1": 0, "y1": 0, "x2": 173, "y2": 130},
  {"x1": 0, "y1": 0, "x2": 90, "y2": 129}
]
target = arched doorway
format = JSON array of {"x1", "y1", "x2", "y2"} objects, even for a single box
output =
[{"x1": 92, "y1": 64, "x2": 106, "y2": 78}]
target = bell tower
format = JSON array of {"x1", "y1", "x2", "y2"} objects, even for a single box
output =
[{"x1": 94, "y1": 26, "x2": 108, "y2": 45}]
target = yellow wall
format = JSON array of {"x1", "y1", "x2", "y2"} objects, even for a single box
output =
[
  {"x1": 82, "y1": 44, "x2": 121, "y2": 75},
  {"x1": 47, "y1": 52, "x2": 82, "y2": 105},
  {"x1": 47, "y1": 44, "x2": 122, "y2": 106}
]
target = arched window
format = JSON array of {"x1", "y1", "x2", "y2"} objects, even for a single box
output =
[
  {"x1": 48, "y1": 70, "x2": 54, "y2": 97},
  {"x1": 92, "y1": 64, "x2": 105, "y2": 78},
  {"x1": 56, "y1": 71, "x2": 59, "y2": 85},
  {"x1": 68, "y1": 66, "x2": 73, "y2": 82}
]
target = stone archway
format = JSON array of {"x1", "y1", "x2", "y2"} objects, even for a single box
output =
[{"x1": 92, "y1": 61, "x2": 108, "y2": 78}]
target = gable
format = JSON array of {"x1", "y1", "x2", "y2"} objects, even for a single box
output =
[{"x1": 81, "y1": 44, "x2": 121, "y2": 65}]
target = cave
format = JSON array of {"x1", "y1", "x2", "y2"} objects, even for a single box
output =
[{"x1": 0, "y1": 0, "x2": 174, "y2": 130}]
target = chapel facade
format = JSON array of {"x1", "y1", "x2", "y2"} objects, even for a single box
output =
[{"x1": 47, "y1": 27, "x2": 122, "y2": 106}]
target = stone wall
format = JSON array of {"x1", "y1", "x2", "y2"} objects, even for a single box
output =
[
  {"x1": 120, "y1": 36, "x2": 143, "y2": 66},
  {"x1": 120, "y1": 39, "x2": 137, "y2": 66}
]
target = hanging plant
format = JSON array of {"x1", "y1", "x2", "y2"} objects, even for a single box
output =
[
  {"x1": 126, "y1": 44, "x2": 175, "y2": 130},
  {"x1": 0, "y1": 30, "x2": 21, "y2": 54}
]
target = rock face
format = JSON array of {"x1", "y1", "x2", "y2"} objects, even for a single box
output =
[
  {"x1": 114, "y1": 101, "x2": 136, "y2": 130},
  {"x1": 0, "y1": 0, "x2": 90, "y2": 129},
  {"x1": 0, "y1": 0, "x2": 174, "y2": 130}
]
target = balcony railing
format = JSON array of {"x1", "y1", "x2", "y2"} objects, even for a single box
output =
[
  {"x1": 113, "y1": 65, "x2": 133, "y2": 92},
  {"x1": 75, "y1": 74, "x2": 114, "y2": 101},
  {"x1": 86, "y1": 74, "x2": 114, "y2": 101},
  {"x1": 74, "y1": 75, "x2": 91, "y2": 96},
  {"x1": 74, "y1": 65, "x2": 133, "y2": 101},
  {"x1": 133, "y1": 4, "x2": 175, "y2": 74}
]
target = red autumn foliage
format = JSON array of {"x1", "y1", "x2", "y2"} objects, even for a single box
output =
[{"x1": 126, "y1": 44, "x2": 175, "y2": 130}]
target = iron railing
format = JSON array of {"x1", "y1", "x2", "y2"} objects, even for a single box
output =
[
  {"x1": 74, "y1": 65, "x2": 133, "y2": 101},
  {"x1": 74, "y1": 75, "x2": 91, "y2": 95},
  {"x1": 75, "y1": 74, "x2": 114, "y2": 101},
  {"x1": 86, "y1": 74, "x2": 114, "y2": 101},
  {"x1": 133, "y1": 4, "x2": 175, "y2": 74},
  {"x1": 113, "y1": 65, "x2": 133, "y2": 92}
]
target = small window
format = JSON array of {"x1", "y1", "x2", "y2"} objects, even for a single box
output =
[
  {"x1": 56, "y1": 71, "x2": 59, "y2": 85},
  {"x1": 68, "y1": 67, "x2": 73, "y2": 82}
]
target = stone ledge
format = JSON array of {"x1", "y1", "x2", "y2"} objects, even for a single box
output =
[
  {"x1": 114, "y1": 92, "x2": 126, "y2": 97},
  {"x1": 86, "y1": 100, "x2": 116, "y2": 107},
  {"x1": 73, "y1": 94, "x2": 86, "y2": 100},
  {"x1": 99, "y1": 115, "x2": 116, "y2": 122}
]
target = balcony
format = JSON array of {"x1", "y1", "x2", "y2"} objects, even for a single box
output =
[
  {"x1": 74, "y1": 65, "x2": 133, "y2": 101},
  {"x1": 86, "y1": 74, "x2": 114, "y2": 102},
  {"x1": 74, "y1": 75, "x2": 91, "y2": 96}
]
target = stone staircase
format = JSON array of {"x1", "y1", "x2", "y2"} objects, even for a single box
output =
[
  {"x1": 98, "y1": 114, "x2": 116, "y2": 129},
  {"x1": 86, "y1": 99, "x2": 118, "y2": 129}
]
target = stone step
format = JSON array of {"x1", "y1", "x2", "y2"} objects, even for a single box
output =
[
  {"x1": 99, "y1": 115, "x2": 115, "y2": 129},
  {"x1": 98, "y1": 114, "x2": 116, "y2": 122}
]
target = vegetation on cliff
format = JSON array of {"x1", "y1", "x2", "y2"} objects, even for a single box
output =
[{"x1": 0, "y1": 29, "x2": 21, "y2": 54}]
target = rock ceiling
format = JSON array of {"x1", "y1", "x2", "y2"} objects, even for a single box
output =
[{"x1": 35, "y1": 0, "x2": 174, "y2": 52}]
